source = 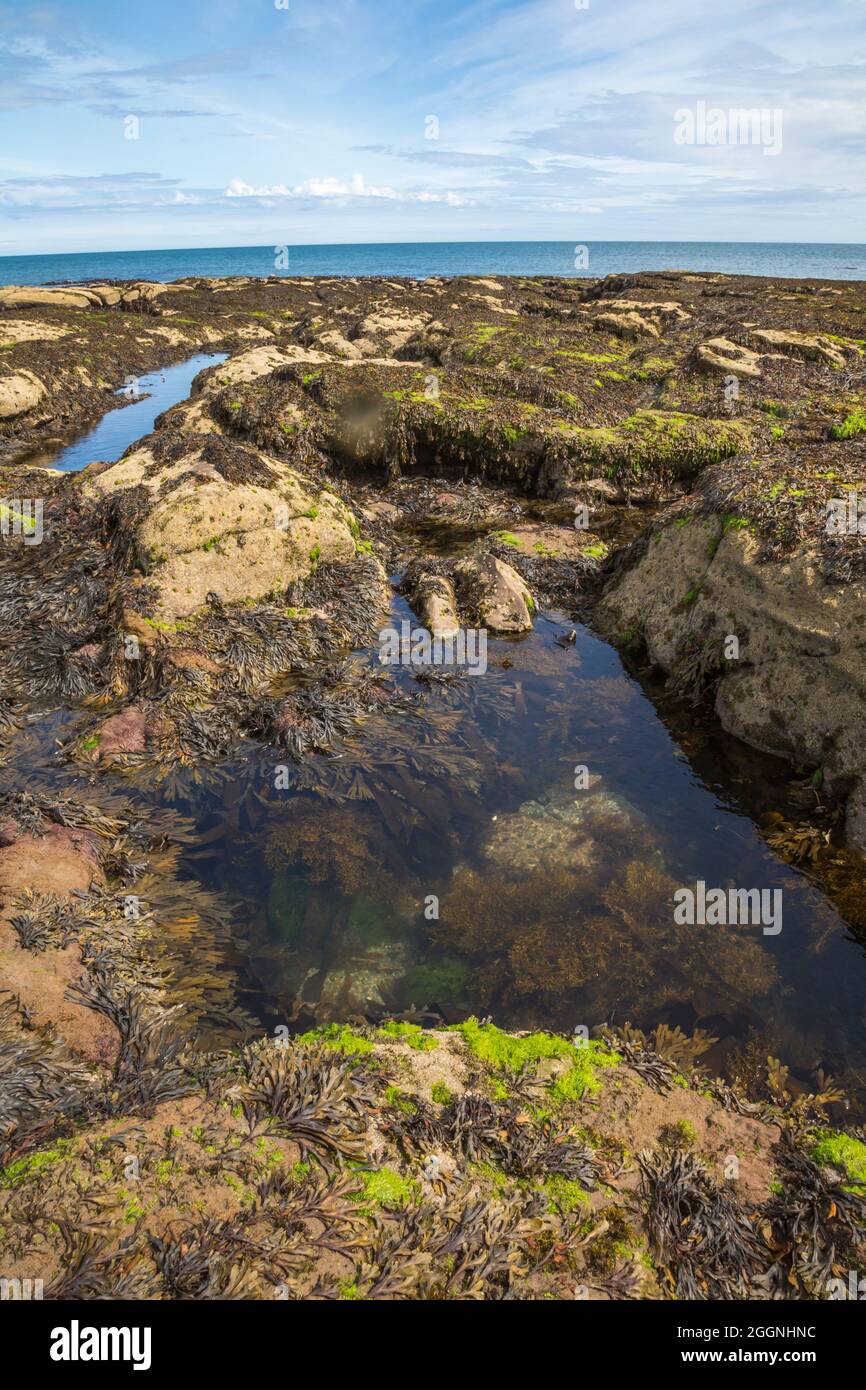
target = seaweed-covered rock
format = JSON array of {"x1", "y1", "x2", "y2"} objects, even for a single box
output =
[
  {"x1": 412, "y1": 571, "x2": 460, "y2": 638},
  {"x1": 454, "y1": 551, "x2": 534, "y2": 632},
  {"x1": 85, "y1": 440, "x2": 362, "y2": 621},
  {"x1": 597, "y1": 515, "x2": 866, "y2": 849}
]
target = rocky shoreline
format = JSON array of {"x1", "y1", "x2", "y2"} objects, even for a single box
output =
[{"x1": 1, "y1": 269, "x2": 865, "y2": 1299}]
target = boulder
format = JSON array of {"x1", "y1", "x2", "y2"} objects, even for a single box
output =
[
  {"x1": 595, "y1": 310, "x2": 660, "y2": 340},
  {"x1": 413, "y1": 573, "x2": 460, "y2": 638},
  {"x1": 694, "y1": 337, "x2": 764, "y2": 378},
  {"x1": 87, "y1": 442, "x2": 363, "y2": 621},
  {"x1": 744, "y1": 328, "x2": 848, "y2": 368},
  {"x1": 0, "y1": 369, "x2": 46, "y2": 419},
  {"x1": 0, "y1": 286, "x2": 97, "y2": 310},
  {"x1": 92, "y1": 706, "x2": 148, "y2": 760},
  {"x1": 455, "y1": 552, "x2": 534, "y2": 632},
  {"x1": 597, "y1": 517, "x2": 866, "y2": 849}
]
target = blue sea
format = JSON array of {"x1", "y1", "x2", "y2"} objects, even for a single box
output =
[{"x1": 1, "y1": 241, "x2": 864, "y2": 286}]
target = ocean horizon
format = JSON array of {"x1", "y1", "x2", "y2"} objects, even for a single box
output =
[{"x1": 1, "y1": 239, "x2": 865, "y2": 286}]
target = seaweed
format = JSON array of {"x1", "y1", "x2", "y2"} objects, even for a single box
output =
[
  {"x1": 240, "y1": 1042, "x2": 377, "y2": 1164},
  {"x1": 638, "y1": 1147, "x2": 764, "y2": 1299},
  {"x1": 758, "y1": 1133, "x2": 866, "y2": 1297},
  {"x1": 68, "y1": 975, "x2": 195, "y2": 1115},
  {"x1": 0, "y1": 994, "x2": 93, "y2": 1165}
]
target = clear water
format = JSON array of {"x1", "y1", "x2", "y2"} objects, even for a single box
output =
[
  {"x1": 0, "y1": 470, "x2": 861, "y2": 1103},
  {"x1": 10, "y1": 353, "x2": 227, "y2": 473},
  {"x1": 111, "y1": 592, "x2": 864, "y2": 1104},
  {"x1": 1, "y1": 240, "x2": 864, "y2": 286}
]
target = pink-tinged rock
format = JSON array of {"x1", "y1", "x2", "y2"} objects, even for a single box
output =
[{"x1": 95, "y1": 705, "x2": 147, "y2": 758}]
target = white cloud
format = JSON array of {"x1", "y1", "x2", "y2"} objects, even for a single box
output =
[{"x1": 224, "y1": 174, "x2": 465, "y2": 204}]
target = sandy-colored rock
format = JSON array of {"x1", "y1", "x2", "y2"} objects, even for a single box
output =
[
  {"x1": 597, "y1": 517, "x2": 866, "y2": 848},
  {"x1": 455, "y1": 552, "x2": 534, "y2": 632},
  {"x1": 0, "y1": 286, "x2": 96, "y2": 310},
  {"x1": 205, "y1": 343, "x2": 331, "y2": 389},
  {"x1": 694, "y1": 336, "x2": 764, "y2": 378},
  {"x1": 596, "y1": 297, "x2": 691, "y2": 323},
  {"x1": 0, "y1": 369, "x2": 46, "y2": 419},
  {"x1": 0, "y1": 827, "x2": 115, "y2": 1064},
  {"x1": 0, "y1": 319, "x2": 70, "y2": 344},
  {"x1": 413, "y1": 573, "x2": 460, "y2": 638},
  {"x1": 595, "y1": 310, "x2": 660, "y2": 340},
  {"x1": 135, "y1": 456, "x2": 358, "y2": 621},
  {"x1": 360, "y1": 310, "x2": 430, "y2": 349},
  {"x1": 744, "y1": 327, "x2": 848, "y2": 368}
]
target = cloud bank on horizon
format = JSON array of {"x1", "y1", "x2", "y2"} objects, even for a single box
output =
[{"x1": 0, "y1": 0, "x2": 864, "y2": 254}]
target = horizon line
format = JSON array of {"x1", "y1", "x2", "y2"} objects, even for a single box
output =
[{"x1": 2, "y1": 236, "x2": 866, "y2": 262}]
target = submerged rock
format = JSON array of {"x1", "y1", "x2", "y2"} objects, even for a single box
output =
[{"x1": 480, "y1": 780, "x2": 646, "y2": 877}]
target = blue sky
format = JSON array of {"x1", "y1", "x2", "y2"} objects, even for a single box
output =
[{"x1": 1, "y1": 0, "x2": 864, "y2": 253}]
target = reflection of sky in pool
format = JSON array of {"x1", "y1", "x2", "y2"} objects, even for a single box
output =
[{"x1": 18, "y1": 353, "x2": 227, "y2": 472}]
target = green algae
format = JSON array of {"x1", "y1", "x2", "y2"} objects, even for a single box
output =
[
  {"x1": 556, "y1": 409, "x2": 751, "y2": 482},
  {"x1": 809, "y1": 1130, "x2": 866, "y2": 1188},
  {"x1": 384, "y1": 1085, "x2": 418, "y2": 1114},
  {"x1": 659, "y1": 1119, "x2": 697, "y2": 1149},
  {"x1": 377, "y1": 1020, "x2": 437, "y2": 1050},
  {"x1": 396, "y1": 958, "x2": 470, "y2": 1007},
  {"x1": 346, "y1": 894, "x2": 407, "y2": 947},
  {"x1": 540, "y1": 1174, "x2": 590, "y2": 1214},
  {"x1": 354, "y1": 1167, "x2": 417, "y2": 1210},
  {"x1": 296, "y1": 1023, "x2": 374, "y2": 1055},
  {"x1": 831, "y1": 409, "x2": 866, "y2": 440},
  {"x1": 456, "y1": 1018, "x2": 619, "y2": 1102},
  {"x1": 0, "y1": 1139, "x2": 73, "y2": 1189},
  {"x1": 266, "y1": 872, "x2": 310, "y2": 941}
]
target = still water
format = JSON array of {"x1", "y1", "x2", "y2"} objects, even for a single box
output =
[
  {"x1": 8, "y1": 353, "x2": 227, "y2": 472},
  {"x1": 138, "y1": 593, "x2": 866, "y2": 1103}
]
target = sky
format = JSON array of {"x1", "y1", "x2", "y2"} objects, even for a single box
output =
[{"x1": 0, "y1": 0, "x2": 864, "y2": 254}]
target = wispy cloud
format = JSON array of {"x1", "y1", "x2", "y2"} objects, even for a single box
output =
[{"x1": 225, "y1": 175, "x2": 466, "y2": 205}]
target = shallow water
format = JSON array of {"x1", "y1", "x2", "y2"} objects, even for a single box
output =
[
  {"x1": 10, "y1": 353, "x2": 227, "y2": 472},
  {"x1": 2, "y1": 575, "x2": 863, "y2": 1102},
  {"x1": 119, "y1": 594, "x2": 865, "y2": 1103}
]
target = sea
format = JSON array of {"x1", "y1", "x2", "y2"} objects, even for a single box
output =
[{"x1": 0, "y1": 240, "x2": 864, "y2": 286}]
